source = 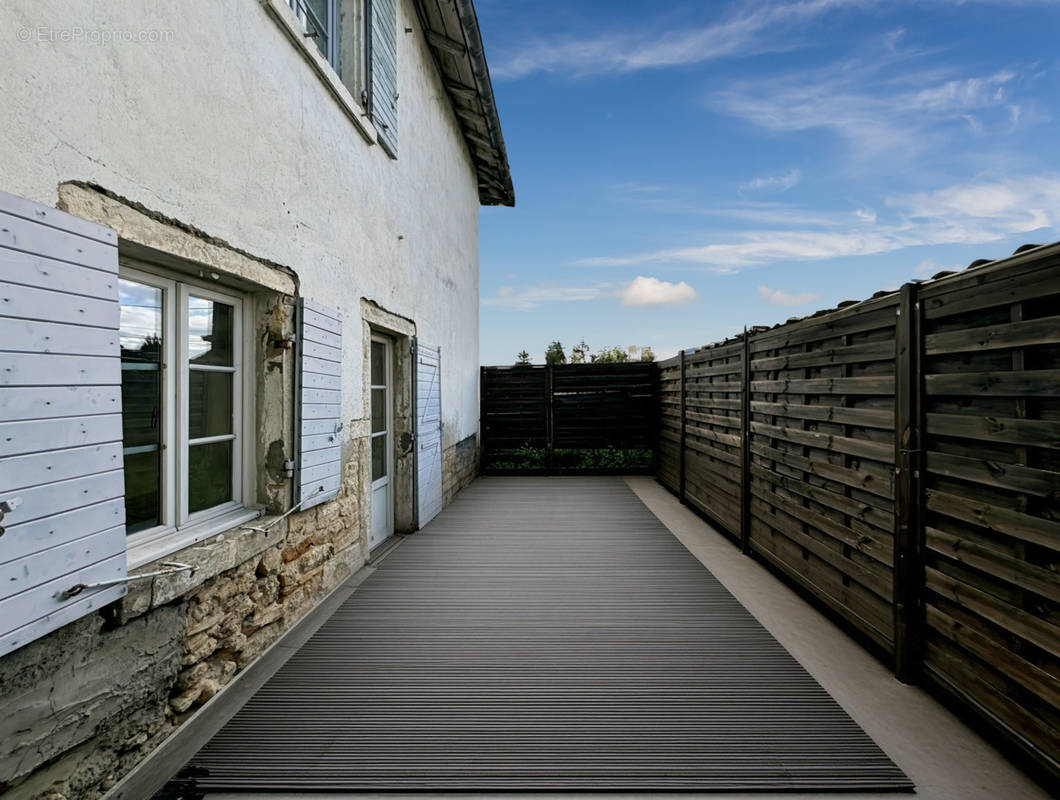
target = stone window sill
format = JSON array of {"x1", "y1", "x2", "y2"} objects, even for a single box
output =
[
  {"x1": 127, "y1": 506, "x2": 264, "y2": 571},
  {"x1": 259, "y1": 0, "x2": 377, "y2": 146}
]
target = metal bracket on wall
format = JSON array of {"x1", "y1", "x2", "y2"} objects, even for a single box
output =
[{"x1": 55, "y1": 562, "x2": 194, "y2": 600}]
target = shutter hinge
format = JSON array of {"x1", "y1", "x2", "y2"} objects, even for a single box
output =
[
  {"x1": 283, "y1": 459, "x2": 296, "y2": 478},
  {"x1": 273, "y1": 333, "x2": 297, "y2": 350}
]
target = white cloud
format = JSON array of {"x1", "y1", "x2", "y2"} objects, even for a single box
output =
[
  {"x1": 576, "y1": 174, "x2": 1060, "y2": 273},
  {"x1": 758, "y1": 286, "x2": 820, "y2": 306},
  {"x1": 741, "y1": 169, "x2": 802, "y2": 192},
  {"x1": 481, "y1": 283, "x2": 609, "y2": 310},
  {"x1": 711, "y1": 44, "x2": 1027, "y2": 159},
  {"x1": 855, "y1": 207, "x2": 877, "y2": 222},
  {"x1": 617, "y1": 276, "x2": 697, "y2": 307},
  {"x1": 492, "y1": 0, "x2": 870, "y2": 80}
]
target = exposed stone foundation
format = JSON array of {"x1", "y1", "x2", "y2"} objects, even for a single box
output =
[
  {"x1": 442, "y1": 434, "x2": 479, "y2": 507},
  {"x1": 0, "y1": 455, "x2": 367, "y2": 800}
]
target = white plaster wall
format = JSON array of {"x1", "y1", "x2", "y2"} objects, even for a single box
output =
[{"x1": 0, "y1": 0, "x2": 480, "y2": 448}]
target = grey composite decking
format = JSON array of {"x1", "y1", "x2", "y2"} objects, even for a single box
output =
[{"x1": 184, "y1": 477, "x2": 912, "y2": 792}]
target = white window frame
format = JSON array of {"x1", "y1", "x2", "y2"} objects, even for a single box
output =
[
  {"x1": 120, "y1": 261, "x2": 258, "y2": 567},
  {"x1": 288, "y1": 0, "x2": 340, "y2": 71},
  {"x1": 263, "y1": 0, "x2": 376, "y2": 143}
]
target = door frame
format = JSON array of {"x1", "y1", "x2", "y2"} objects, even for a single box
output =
[{"x1": 369, "y1": 333, "x2": 394, "y2": 548}]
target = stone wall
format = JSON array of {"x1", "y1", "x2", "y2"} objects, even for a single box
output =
[
  {"x1": 0, "y1": 455, "x2": 367, "y2": 800},
  {"x1": 442, "y1": 434, "x2": 479, "y2": 507}
]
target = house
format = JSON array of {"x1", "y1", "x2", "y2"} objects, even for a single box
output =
[{"x1": 0, "y1": 0, "x2": 512, "y2": 796}]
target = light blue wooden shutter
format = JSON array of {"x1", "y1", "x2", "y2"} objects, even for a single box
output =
[
  {"x1": 416, "y1": 341, "x2": 442, "y2": 527},
  {"x1": 0, "y1": 189, "x2": 127, "y2": 657},
  {"x1": 295, "y1": 299, "x2": 342, "y2": 511},
  {"x1": 371, "y1": 0, "x2": 398, "y2": 156}
]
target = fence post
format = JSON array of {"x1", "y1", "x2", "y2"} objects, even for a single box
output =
[
  {"x1": 545, "y1": 364, "x2": 554, "y2": 474},
  {"x1": 678, "y1": 350, "x2": 687, "y2": 503},
  {"x1": 894, "y1": 282, "x2": 924, "y2": 684},
  {"x1": 740, "y1": 328, "x2": 752, "y2": 554}
]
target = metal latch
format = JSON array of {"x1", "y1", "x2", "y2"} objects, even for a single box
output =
[
  {"x1": 0, "y1": 497, "x2": 22, "y2": 514},
  {"x1": 55, "y1": 562, "x2": 193, "y2": 600}
]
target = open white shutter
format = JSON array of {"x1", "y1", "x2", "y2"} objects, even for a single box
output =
[
  {"x1": 370, "y1": 0, "x2": 399, "y2": 156},
  {"x1": 295, "y1": 299, "x2": 342, "y2": 511},
  {"x1": 416, "y1": 341, "x2": 442, "y2": 527},
  {"x1": 0, "y1": 189, "x2": 126, "y2": 657}
]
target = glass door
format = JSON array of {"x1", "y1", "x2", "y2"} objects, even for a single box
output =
[{"x1": 369, "y1": 336, "x2": 393, "y2": 548}]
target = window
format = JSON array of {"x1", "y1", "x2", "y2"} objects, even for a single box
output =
[
  {"x1": 119, "y1": 264, "x2": 246, "y2": 543},
  {"x1": 288, "y1": 0, "x2": 339, "y2": 72}
]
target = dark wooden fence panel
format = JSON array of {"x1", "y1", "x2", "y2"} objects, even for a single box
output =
[
  {"x1": 657, "y1": 241, "x2": 1060, "y2": 780},
  {"x1": 747, "y1": 295, "x2": 900, "y2": 653},
  {"x1": 657, "y1": 355, "x2": 682, "y2": 493},
  {"x1": 481, "y1": 363, "x2": 657, "y2": 474},
  {"x1": 919, "y1": 248, "x2": 1060, "y2": 774},
  {"x1": 480, "y1": 366, "x2": 547, "y2": 472},
  {"x1": 684, "y1": 339, "x2": 745, "y2": 542}
]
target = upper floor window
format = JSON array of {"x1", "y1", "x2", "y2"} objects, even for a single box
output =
[
  {"x1": 288, "y1": 0, "x2": 339, "y2": 70},
  {"x1": 119, "y1": 264, "x2": 245, "y2": 540}
]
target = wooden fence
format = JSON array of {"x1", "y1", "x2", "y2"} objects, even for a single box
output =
[
  {"x1": 657, "y1": 242, "x2": 1060, "y2": 779},
  {"x1": 481, "y1": 362, "x2": 657, "y2": 474}
]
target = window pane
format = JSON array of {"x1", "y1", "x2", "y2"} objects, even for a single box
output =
[
  {"x1": 371, "y1": 341, "x2": 386, "y2": 386},
  {"x1": 120, "y1": 279, "x2": 163, "y2": 362},
  {"x1": 188, "y1": 370, "x2": 233, "y2": 439},
  {"x1": 371, "y1": 435, "x2": 387, "y2": 481},
  {"x1": 371, "y1": 388, "x2": 387, "y2": 433},
  {"x1": 120, "y1": 278, "x2": 163, "y2": 532},
  {"x1": 124, "y1": 449, "x2": 160, "y2": 534},
  {"x1": 121, "y1": 368, "x2": 161, "y2": 448},
  {"x1": 188, "y1": 295, "x2": 234, "y2": 366},
  {"x1": 188, "y1": 441, "x2": 233, "y2": 513},
  {"x1": 303, "y1": 0, "x2": 330, "y2": 58}
]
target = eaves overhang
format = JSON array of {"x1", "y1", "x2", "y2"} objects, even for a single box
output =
[{"x1": 412, "y1": 0, "x2": 515, "y2": 207}]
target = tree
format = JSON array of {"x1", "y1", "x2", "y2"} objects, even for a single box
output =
[
  {"x1": 570, "y1": 339, "x2": 589, "y2": 364},
  {"x1": 591, "y1": 346, "x2": 630, "y2": 363},
  {"x1": 639, "y1": 346, "x2": 655, "y2": 362},
  {"x1": 515, "y1": 350, "x2": 530, "y2": 365},
  {"x1": 544, "y1": 340, "x2": 566, "y2": 365}
]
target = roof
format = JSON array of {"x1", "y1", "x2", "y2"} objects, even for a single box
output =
[{"x1": 413, "y1": 0, "x2": 515, "y2": 206}]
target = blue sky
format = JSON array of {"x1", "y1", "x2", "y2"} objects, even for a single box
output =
[{"x1": 474, "y1": 0, "x2": 1060, "y2": 365}]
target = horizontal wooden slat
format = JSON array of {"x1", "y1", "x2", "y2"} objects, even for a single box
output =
[
  {"x1": 925, "y1": 370, "x2": 1060, "y2": 397},
  {"x1": 926, "y1": 413, "x2": 1060, "y2": 449},
  {"x1": 0, "y1": 414, "x2": 122, "y2": 458},
  {"x1": 751, "y1": 340, "x2": 895, "y2": 372},
  {"x1": 0, "y1": 442, "x2": 122, "y2": 492},
  {"x1": 0, "y1": 281, "x2": 118, "y2": 329},
  {"x1": 0, "y1": 352, "x2": 120, "y2": 387},
  {"x1": 0, "y1": 208, "x2": 117, "y2": 271},
  {"x1": 1, "y1": 469, "x2": 124, "y2": 527},
  {"x1": 925, "y1": 488, "x2": 1060, "y2": 552},
  {"x1": 926, "y1": 451, "x2": 1060, "y2": 498},
  {"x1": 0, "y1": 385, "x2": 121, "y2": 422},
  {"x1": 925, "y1": 314, "x2": 1060, "y2": 355},
  {"x1": 925, "y1": 566, "x2": 1060, "y2": 660},
  {"x1": 752, "y1": 376, "x2": 895, "y2": 396},
  {"x1": 751, "y1": 401, "x2": 894, "y2": 431},
  {"x1": 0, "y1": 498, "x2": 125, "y2": 567},
  {"x1": 0, "y1": 526, "x2": 125, "y2": 598},
  {"x1": 0, "y1": 317, "x2": 119, "y2": 356},
  {"x1": 0, "y1": 553, "x2": 126, "y2": 645},
  {"x1": 751, "y1": 421, "x2": 894, "y2": 463},
  {"x1": 926, "y1": 605, "x2": 1060, "y2": 711},
  {"x1": 0, "y1": 249, "x2": 118, "y2": 299},
  {"x1": 926, "y1": 527, "x2": 1060, "y2": 602}
]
